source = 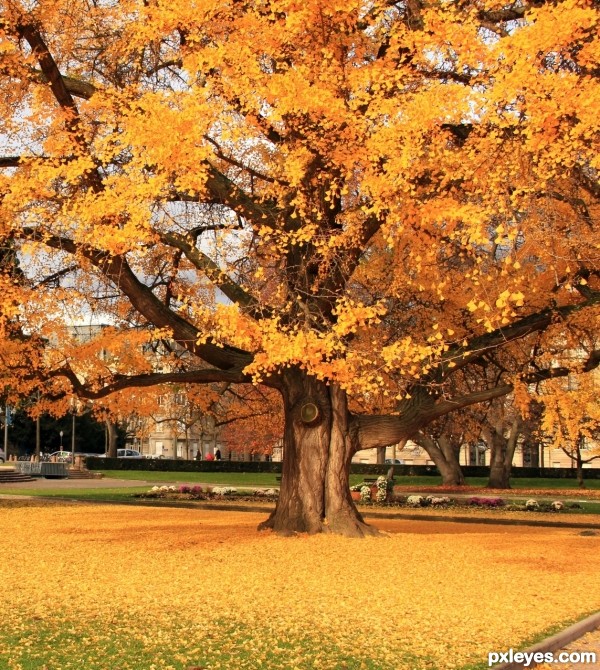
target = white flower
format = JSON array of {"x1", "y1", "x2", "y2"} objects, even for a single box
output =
[
  {"x1": 428, "y1": 496, "x2": 450, "y2": 506},
  {"x1": 213, "y1": 487, "x2": 237, "y2": 496},
  {"x1": 407, "y1": 495, "x2": 424, "y2": 507},
  {"x1": 159, "y1": 485, "x2": 169, "y2": 492},
  {"x1": 551, "y1": 501, "x2": 564, "y2": 511},
  {"x1": 151, "y1": 486, "x2": 160, "y2": 492},
  {"x1": 525, "y1": 499, "x2": 539, "y2": 510},
  {"x1": 359, "y1": 485, "x2": 371, "y2": 503}
]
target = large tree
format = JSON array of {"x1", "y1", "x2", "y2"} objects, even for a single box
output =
[{"x1": 0, "y1": 0, "x2": 598, "y2": 535}]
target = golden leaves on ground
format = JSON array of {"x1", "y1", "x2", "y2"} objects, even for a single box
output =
[{"x1": 0, "y1": 504, "x2": 599, "y2": 669}]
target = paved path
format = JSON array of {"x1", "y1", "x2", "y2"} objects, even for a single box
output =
[
  {"x1": 550, "y1": 629, "x2": 600, "y2": 669},
  {"x1": 0, "y1": 474, "x2": 151, "y2": 489}
]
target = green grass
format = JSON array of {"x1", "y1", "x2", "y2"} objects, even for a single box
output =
[
  {"x1": 97, "y1": 470, "x2": 600, "y2": 489},
  {"x1": 1, "y1": 471, "x2": 599, "y2": 509},
  {"x1": 95, "y1": 469, "x2": 282, "y2": 487},
  {"x1": 0, "y1": 615, "x2": 404, "y2": 670},
  {"x1": 2, "y1": 609, "x2": 596, "y2": 670}
]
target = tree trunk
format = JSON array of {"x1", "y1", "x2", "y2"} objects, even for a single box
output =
[
  {"x1": 414, "y1": 432, "x2": 465, "y2": 486},
  {"x1": 259, "y1": 373, "x2": 442, "y2": 537},
  {"x1": 105, "y1": 420, "x2": 118, "y2": 457},
  {"x1": 486, "y1": 419, "x2": 520, "y2": 489},
  {"x1": 576, "y1": 450, "x2": 585, "y2": 488},
  {"x1": 487, "y1": 446, "x2": 511, "y2": 488},
  {"x1": 576, "y1": 438, "x2": 586, "y2": 489},
  {"x1": 258, "y1": 370, "x2": 378, "y2": 537}
]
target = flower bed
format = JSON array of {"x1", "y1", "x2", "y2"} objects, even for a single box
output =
[
  {"x1": 133, "y1": 485, "x2": 588, "y2": 517},
  {"x1": 135, "y1": 484, "x2": 279, "y2": 502}
]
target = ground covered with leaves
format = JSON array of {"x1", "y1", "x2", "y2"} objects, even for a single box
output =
[{"x1": 0, "y1": 501, "x2": 599, "y2": 670}]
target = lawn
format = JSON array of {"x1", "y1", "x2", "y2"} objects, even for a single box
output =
[
  {"x1": 88, "y1": 469, "x2": 600, "y2": 490},
  {"x1": 96, "y1": 469, "x2": 282, "y2": 487},
  {"x1": 0, "y1": 501, "x2": 598, "y2": 670}
]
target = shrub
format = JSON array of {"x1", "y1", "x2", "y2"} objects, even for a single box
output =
[
  {"x1": 375, "y1": 476, "x2": 388, "y2": 503},
  {"x1": 360, "y1": 486, "x2": 371, "y2": 503}
]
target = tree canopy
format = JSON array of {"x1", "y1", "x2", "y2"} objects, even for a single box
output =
[{"x1": 0, "y1": 0, "x2": 598, "y2": 534}]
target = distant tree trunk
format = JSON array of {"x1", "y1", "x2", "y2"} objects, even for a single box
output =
[
  {"x1": 415, "y1": 432, "x2": 465, "y2": 486},
  {"x1": 376, "y1": 447, "x2": 386, "y2": 464},
  {"x1": 576, "y1": 446, "x2": 585, "y2": 488},
  {"x1": 486, "y1": 418, "x2": 520, "y2": 489},
  {"x1": 105, "y1": 420, "x2": 118, "y2": 457},
  {"x1": 562, "y1": 436, "x2": 587, "y2": 489}
]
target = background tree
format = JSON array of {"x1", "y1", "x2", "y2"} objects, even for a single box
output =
[
  {"x1": 0, "y1": 0, "x2": 599, "y2": 535},
  {"x1": 537, "y1": 371, "x2": 600, "y2": 487},
  {"x1": 8, "y1": 406, "x2": 108, "y2": 456},
  {"x1": 218, "y1": 386, "x2": 283, "y2": 460}
]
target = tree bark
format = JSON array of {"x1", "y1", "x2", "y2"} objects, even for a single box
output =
[
  {"x1": 486, "y1": 418, "x2": 520, "y2": 489},
  {"x1": 415, "y1": 432, "x2": 465, "y2": 486},
  {"x1": 258, "y1": 369, "x2": 379, "y2": 537},
  {"x1": 576, "y1": 447, "x2": 585, "y2": 489},
  {"x1": 105, "y1": 419, "x2": 118, "y2": 457}
]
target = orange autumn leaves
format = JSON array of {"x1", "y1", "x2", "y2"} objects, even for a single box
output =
[
  {"x1": 1, "y1": 502, "x2": 600, "y2": 670},
  {"x1": 0, "y1": 0, "x2": 597, "y2": 409}
]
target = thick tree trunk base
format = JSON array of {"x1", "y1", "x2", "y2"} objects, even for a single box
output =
[
  {"x1": 440, "y1": 468, "x2": 466, "y2": 487},
  {"x1": 258, "y1": 506, "x2": 381, "y2": 538},
  {"x1": 487, "y1": 463, "x2": 512, "y2": 489},
  {"x1": 486, "y1": 480, "x2": 512, "y2": 489}
]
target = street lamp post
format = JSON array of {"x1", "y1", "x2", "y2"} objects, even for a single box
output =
[
  {"x1": 3, "y1": 406, "x2": 8, "y2": 460},
  {"x1": 59, "y1": 430, "x2": 63, "y2": 449}
]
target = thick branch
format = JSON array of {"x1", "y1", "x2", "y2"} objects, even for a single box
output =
[
  {"x1": 158, "y1": 230, "x2": 266, "y2": 317},
  {"x1": 442, "y1": 293, "x2": 600, "y2": 376},
  {"x1": 53, "y1": 367, "x2": 250, "y2": 400},
  {"x1": 32, "y1": 68, "x2": 96, "y2": 99},
  {"x1": 13, "y1": 21, "x2": 103, "y2": 191},
  {"x1": 168, "y1": 163, "x2": 281, "y2": 228},
  {"x1": 355, "y1": 346, "x2": 600, "y2": 451},
  {"x1": 16, "y1": 23, "x2": 79, "y2": 113},
  {"x1": 21, "y1": 228, "x2": 254, "y2": 372}
]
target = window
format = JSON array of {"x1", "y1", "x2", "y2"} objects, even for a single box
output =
[{"x1": 469, "y1": 444, "x2": 487, "y2": 466}]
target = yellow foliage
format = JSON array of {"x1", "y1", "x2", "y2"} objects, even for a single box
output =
[
  {"x1": 0, "y1": 504, "x2": 599, "y2": 669},
  {"x1": 0, "y1": 0, "x2": 597, "y2": 407}
]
